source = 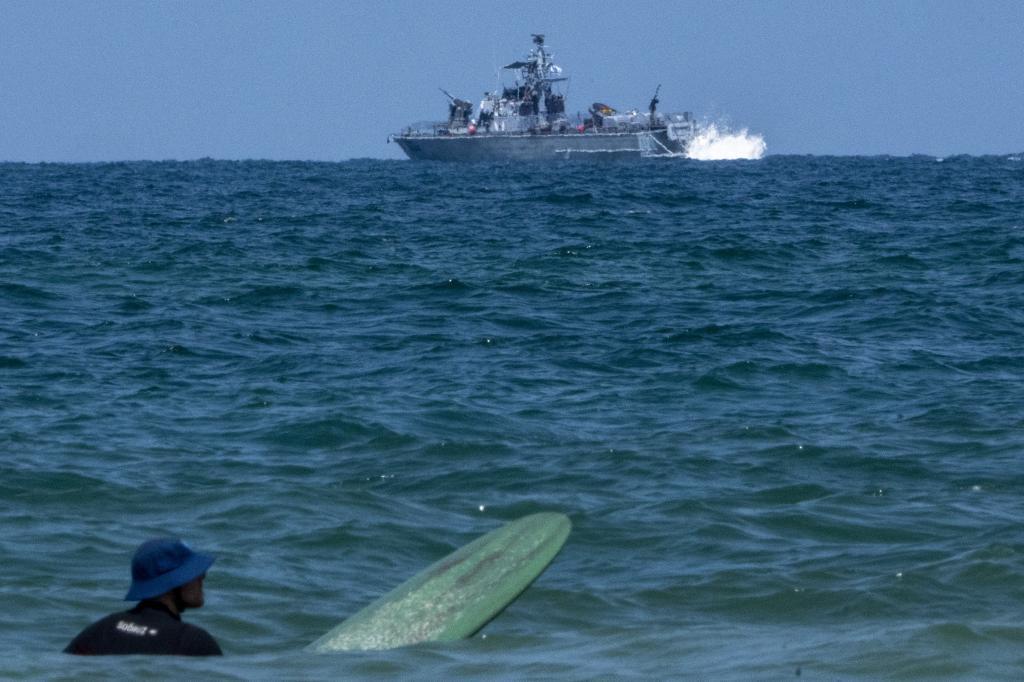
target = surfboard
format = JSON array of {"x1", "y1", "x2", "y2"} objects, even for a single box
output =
[{"x1": 307, "y1": 512, "x2": 571, "y2": 652}]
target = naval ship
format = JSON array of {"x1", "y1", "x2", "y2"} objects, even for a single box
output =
[{"x1": 391, "y1": 35, "x2": 696, "y2": 161}]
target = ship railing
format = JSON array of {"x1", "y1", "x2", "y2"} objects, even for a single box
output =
[
  {"x1": 398, "y1": 121, "x2": 452, "y2": 137},
  {"x1": 594, "y1": 120, "x2": 668, "y2": 133}
]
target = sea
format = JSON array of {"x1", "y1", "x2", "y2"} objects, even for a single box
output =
[{"x1": 2, "y1": 147, "x2": 1023, "y2": 679}]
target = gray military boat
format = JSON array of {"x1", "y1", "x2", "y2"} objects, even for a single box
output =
[{"x1": 391, "y1": 34, "x2": 696, "y2": 161}]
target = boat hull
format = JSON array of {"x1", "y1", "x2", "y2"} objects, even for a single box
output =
[{"x1": 393, "y1": 130, "x2": 686, "y2": 161}]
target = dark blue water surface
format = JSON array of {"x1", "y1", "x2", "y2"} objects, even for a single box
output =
[{"x1": 2, "y1": 156, "x2": 1023, "y2": 678}]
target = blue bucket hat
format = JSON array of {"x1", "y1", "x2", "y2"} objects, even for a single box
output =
[{"x1": 125, "y1": 538, "x2": 215, "y2": 601}]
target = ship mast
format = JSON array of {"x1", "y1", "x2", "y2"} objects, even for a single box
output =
[
  {"x1": 524, "y1": 34, "x2": 566, "y2": 123},
  {"x1": 528, "y1": 34, "x2": 551, "y2": 102}
]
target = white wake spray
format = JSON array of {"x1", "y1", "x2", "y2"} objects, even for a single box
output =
[{"x1": 686, "y1": 122, "x2": 767, "y2": 160}]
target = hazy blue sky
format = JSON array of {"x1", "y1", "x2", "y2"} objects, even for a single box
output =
[{"x1": 2, "y1": 0, "x2": 1022, "y2": 161}]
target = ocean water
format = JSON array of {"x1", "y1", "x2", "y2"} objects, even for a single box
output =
[{"x1": 2, "y1": 155, "x2": 1023, "y2": 679}]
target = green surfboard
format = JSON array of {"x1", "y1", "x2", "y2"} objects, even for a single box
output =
[{"x1": 307, "y1": 512, "x2": 571, "y2": 652}]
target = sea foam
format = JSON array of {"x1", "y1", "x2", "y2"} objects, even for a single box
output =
[{"x1": 686, "y1": 121, "x2": 767, "y2": 160}]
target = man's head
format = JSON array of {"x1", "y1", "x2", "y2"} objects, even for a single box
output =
[{"x1": 124, "y1": 538, "x2": 215, "y2": 607}]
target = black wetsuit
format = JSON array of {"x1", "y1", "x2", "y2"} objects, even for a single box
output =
[{"x1": 64, "y1": 600, "x2": 222, "y2": 656}]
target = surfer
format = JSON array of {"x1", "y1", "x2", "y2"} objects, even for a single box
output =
[{"x1": 64, "y1": 538, "x2": 222, "y2": 656}]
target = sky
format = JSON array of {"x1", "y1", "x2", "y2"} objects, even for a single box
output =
[{"x1": 1, "y1": 0, "x2": 1022, "y2": 161}]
